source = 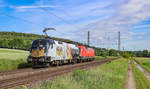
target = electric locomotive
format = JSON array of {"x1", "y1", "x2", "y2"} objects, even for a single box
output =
[
  {"x1": 27, "y1": 38, "x2": 80, "y2": 67},
  {"x1": 27, "y1": 28, "x2": 95, "y2": 67}
]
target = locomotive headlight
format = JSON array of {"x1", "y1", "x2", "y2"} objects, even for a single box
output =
[
  {"x1": 39, "y1": 58, "x2": 44, "y2": 62},
  {"x1": 27, "y1": 57, "x2": 32, "y2": 63}
]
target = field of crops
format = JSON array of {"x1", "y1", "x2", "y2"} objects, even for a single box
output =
[
  {"x1": 0, "y1": 48, "x2": 31, "y2": 71},
  {"x1": 38, "y1": 58, "x2": 128, "y2": 89},
  {"x1": 135, "y1": 57, "x2": 150, "y2": 73}
]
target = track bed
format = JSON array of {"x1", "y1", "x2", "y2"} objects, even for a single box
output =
[{"x1": 0, "y1": 58, "x2": 118, "y2": 89}]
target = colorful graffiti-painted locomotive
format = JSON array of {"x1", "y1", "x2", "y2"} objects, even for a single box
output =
[{"x1": 27, "y1": 38, "x2": 95, "y2": 67}]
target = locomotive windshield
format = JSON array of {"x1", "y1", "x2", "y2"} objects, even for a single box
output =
[{"x1": 30, "y1": 39, "x2": 54, "y2": 53}]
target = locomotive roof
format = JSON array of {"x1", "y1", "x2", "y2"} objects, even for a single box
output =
[{"x1": 34, "y1": 38, "x2": 55, "y2": 43}]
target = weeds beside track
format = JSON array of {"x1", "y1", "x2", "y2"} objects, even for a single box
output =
[
  {"x1": 39, "y1": 58, "x2": 127, "y2": 89},
  {"x1": 0, "y1": 58, "x2": 118, "y2": 89},
  {"x1": 135, "y1": 58, "x2": 150, "y2": 73},
  {"x1": 131, "y1": 60, "x2": 150, "y2": 89}
]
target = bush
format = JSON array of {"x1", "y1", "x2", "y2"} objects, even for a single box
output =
[{"x1": 122, "y1": 52, "x2": 131, "y2": 59}]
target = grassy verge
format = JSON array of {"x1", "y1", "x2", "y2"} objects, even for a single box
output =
[
  {"x1": 131, "y1": 60, "x2": 150, "y2": 89},
  {"x1": 0, "y1": 59, "x2": 31, "y2": 71},
  {"x1": 95, "y1": 56, "x2": 117, "y2": 60},
  {"x1": 38, "y1": 58, "x2": 128, "y2": 89},
  {"x1": 0, "y1": 48, "x2": 31, "y2": 71},
  {"x1": 95, "y1": 56, "x2": 106, "y2": 60},
  {"x1": 135, "y1": 58, "x2": 150, "y2": 73}
]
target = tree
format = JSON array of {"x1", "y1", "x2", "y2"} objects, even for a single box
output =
[
  {"x1": 122, "y1": 52, "x2": 131, "y2": 59},
  {"x1": 143, "y1": 50, "x2": 149, "y2": 57},
  {"x1": 109, "y1": 49, "x2": 117, "y2": 56}
]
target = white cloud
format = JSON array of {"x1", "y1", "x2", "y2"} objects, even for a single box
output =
[
  {"x1": 123, "y1": 39, "x2": 150, "y2": 51},
  {"x1": 8, "y1": 0, "x2": 150, "y2": 50},
  {"x1": 75, "y1": 0, "x2": 150, "y2": 49},
  {"x1": 11, "y1": 5, "x2": 57, "y2": 9},
  {"x1": 134, "y1": 25, "x2": 150, "y2": 28},
  {"x1": 55, "y1": 1, "x2": 114, "y2": 22}
]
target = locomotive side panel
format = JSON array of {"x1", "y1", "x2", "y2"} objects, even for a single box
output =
[
  {"x1": 67, "y1": 44, "x2": 79, "y2": 60},
  {"x1": 47, "y1": 41, "x2": 66, "y2": 61},
  {"x1": 79, "y1": 45, "x2": 95, "y2": 59}
]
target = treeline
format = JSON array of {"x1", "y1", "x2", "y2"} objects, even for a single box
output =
[
  {"x1": 128, "y1": 50, "x2": 150, "y2": 57},
  {"x1": 0, "y1": 32, "x2": 149, "y2": 58},
  {"x1": 0, "y1": 32, "x2": 94, "y2": 50},
  {"x1": 0, "y1": 32, "x2": 119, "y2": 57},
  {"x1": 0, "y1": 32, "x2": 43, "y2": 50}
]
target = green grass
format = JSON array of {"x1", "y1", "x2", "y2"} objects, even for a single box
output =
[
  {"x1": 0, "y1": 48, "x2": 29, "y2": 60},
  {"x1": 95, "y1": 56, "x2": 117, "y2": 60},
  {"x1": 135, "y1": 58, "x2": 150, "y2": 73},
  {"x1": 95, "y1": 56, "x2": 106, "y2": 60},
  {"x1": 0, "y1": 48, "x2": 31, "y2": 71},
  {"x1": 131, "y1": 60, "x2": 150, "y2": 89},
  {"x1": 38, "y1": 58, "x2": 128, "y2": 89}
]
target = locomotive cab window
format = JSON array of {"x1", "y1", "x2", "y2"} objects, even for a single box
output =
[
  {"x1": 58, "y1": 41, "x2": 63, "y2": 44},
  {"x1": 31, "y1": 39, "x2": 54, "y2": 53}
]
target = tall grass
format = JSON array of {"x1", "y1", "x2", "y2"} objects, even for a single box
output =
[
  {"x1": 131, "y1": 60, "x2": 150, "y2": 89},
  {"x1": 0, "y1": 59, "x2": 31, "y2": 71},
  {"x1": 95, "y1": 56, "x2": 105, "y2": 60},
  {"x1": 38, "y1": 59, "x2": 128, "y2": 89},
  {"x1": 95, "y1": 56, "x2": 116, "y2": 60},
  {"x1": 135, "y1": 58, "x2": 150, "y2": 73},
  {"x1": 0, "y1": 48, "x2": 31, "y2": 71}
]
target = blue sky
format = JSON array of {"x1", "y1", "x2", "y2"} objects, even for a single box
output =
[{"x1": 0, "y1": 0, "x2": 150, "y2": 51}]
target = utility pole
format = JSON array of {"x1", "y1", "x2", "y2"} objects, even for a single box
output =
[
  {"x1": 88, "y1": 31, "x2": 90, "y2": 46},
  {"x1": 118, "y1": 31, "x2": 121, "y2": 51}
]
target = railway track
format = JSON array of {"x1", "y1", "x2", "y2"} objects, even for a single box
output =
[
  {"x1": 0, "y1": 68, "x2": 34, "y2": 76},
  {"x1": 0, "y1": 58, "x2": 118, "y2": 89}
]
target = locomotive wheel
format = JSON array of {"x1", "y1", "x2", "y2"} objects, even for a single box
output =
[
  {"x1": 58, "y1": 60, "x2": 63, "y2": 66},
  {"x1": 46, "y1": 63, "x2": 50, "y2": 67}
]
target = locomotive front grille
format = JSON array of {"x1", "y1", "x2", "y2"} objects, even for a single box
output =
[{"x1": 31, "y1": 49, "x2": 44, "y2": 58}]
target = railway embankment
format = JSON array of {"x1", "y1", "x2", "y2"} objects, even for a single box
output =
[
  {"x1": 0, "y1": 58, "x2": 118, "y2": 89},
  {"x1": 38, "y1": 58, "x2": 127, "y2": 89}
]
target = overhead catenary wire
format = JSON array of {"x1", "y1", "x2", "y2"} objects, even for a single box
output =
[
  {"x1": 0, "y1": 12, "x2": 71, "y2": 37},
  {"x1": 1, "y1": 2, "x2": 96, "y2": 46},
  {"x1": 20, "y1": 0, "x2": 81, "y2": 30},
  {"x1": 33, "y1": 6, "x2": 81, "y2": 30},
  {"x1": 0, "y1": 12, "x2": 46, "y2": 28}
]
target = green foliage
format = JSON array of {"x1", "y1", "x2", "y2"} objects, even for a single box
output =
[
  {"x1": 101, "y1": 50, "x2": 108, "y2": 57},
  {"x1": 0, "y1": 32, "x2": 43, "y2": 50},
  {"x1": 130, "y1": 50, "x2": 150, "y2": 57},
  {"x1": 95, "y1": 56, "x2": 105, "y2": 60},
  {"x1": 135, "y1": 58, "x2": 150, "y2": 73},
  {"x1": 39, "y1": 59, "x2": 128, "y2": 89},
  {"x1": 0, "y1": 59, "x2": 31, "y2": 71},
  {"x1": 131, "y1": 61, "x2": 150, "y2": 89},
  {"x1": 0, "y1": 48, "x2": 29, "y2": 60},
  {"x1": 0, "y1": 48, "x2": 31, "y2": 71},
  {"x1": 143, "y1": 50, "x2": 149, "y2": 57},
  {"x1": 122, "y1": 52, "x2": 131, "y2": 59},
  {"x1": 12, "y1": 85, "x2": 28, "y2": 89},
  {"x1": 109, "y1": 49, "x2": 117, "y2": 56}
]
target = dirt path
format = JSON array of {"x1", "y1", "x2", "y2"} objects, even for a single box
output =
[
  {"x1": 124, "y1": 61, "x2": 137, "y2": 89},
  {"x1": 134, "y1": 61, "x2": 150, "y2": 81}
]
